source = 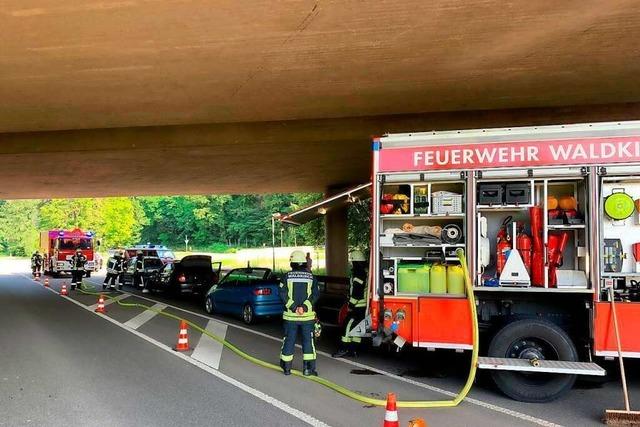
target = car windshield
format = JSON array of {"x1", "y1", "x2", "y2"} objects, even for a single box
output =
[
  {"x1": 156, "y1": 250, "x2": 175, "y2": 259},
  {"x1": 144, "y1": 258, "x2": 164, "y2": 268},
  {"x1": 223, "y1": 268, "x2": 270, "y2": 283},
  {"x1": 58, "y1": 238, "x2": 92, "y2": 250}
]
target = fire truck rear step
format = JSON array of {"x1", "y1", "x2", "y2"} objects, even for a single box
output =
[{"x1": 477, "y1": 357, "x2": 606, "y2": 376}]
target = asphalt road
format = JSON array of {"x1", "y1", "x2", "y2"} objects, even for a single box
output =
[
  {"x1": 3, "y1": 260, "x2": 640, "y2": 426},
  {"x1": 0, "y1": 272, "x2": 304, "y2": 427}
]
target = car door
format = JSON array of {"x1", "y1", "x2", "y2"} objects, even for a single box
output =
[
  {"x1": 212, "y1": 273, "x2": 239, "y2": 313},
  {"x1": 153, "y1": 262, "x2": 172, "y2": 291},
  {"x1": 212, "y1": 262, "x2": 222, "y2": 283},
  {"x1": 160, "y1": 263, "x2": 173, "y2": 287},
  {"x1": 231, "y1": 273, "x2": 254, "y2": 316}
]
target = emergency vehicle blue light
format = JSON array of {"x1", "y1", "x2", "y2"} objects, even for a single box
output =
[{"x1": 372, "y1": 141, "x2": 380, "y2": 151}]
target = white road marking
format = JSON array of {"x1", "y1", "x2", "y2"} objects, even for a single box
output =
[
  {"x1": 84, "y1": 278, "x2": 561, "y2": 427},
  {"x1": 124, "y1": 302, "x2": 167, "y2": 330},
  {"x1": 88, "y1": 293, "x2": 129, "y2": 310},
  {"x1": 192, "y1": 320, "x2": 228, "y2": 369},
  {"x1": 33, "y1": 279, "x2": 329, "y2": 427}
]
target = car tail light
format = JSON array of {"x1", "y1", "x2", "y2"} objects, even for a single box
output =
[
  {"x1": 253, "y1": 288, "x2": 271, "y2": 296},
  {"x1": 178, "y1": 274, "x2": 186, "y2": 283}
]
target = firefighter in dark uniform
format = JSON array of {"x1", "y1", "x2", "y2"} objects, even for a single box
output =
[
  {"x1": 103, "y1": 250, "x2": 125, "y2": 291},
  {"x1": 133, "y1": 250, "x2": 149, "y2": 293},
  {"x1": 332, "y1": 250, "x2": 369, "y2": 358},
  {"x1": 31, "y1": 251, "x2": 43, "y2": 278},
  {"x1": 70, "y1": 248, "x2": 87, "y2": 290},
  {"x1": 279, "y1": 250, "x2": 319, "y2": 376}
]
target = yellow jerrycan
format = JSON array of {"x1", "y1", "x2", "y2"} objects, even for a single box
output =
[
  {"x1": 447, "y1": 264, "x2": 465, "y2": 295},
  {"x1": 430, "y1": 264, "x2": 447, "y2": 294}
]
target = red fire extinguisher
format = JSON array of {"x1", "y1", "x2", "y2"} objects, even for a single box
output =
[
  {"x1": 548, "y1": 231, "x2": 570, "y2": 287},
  {"x1": 516, "y1": 223, "x2": 532, "y2": 273},
  {"x1": 530, "y1": 206, "x2": 545, "y2": 287},
  {"x1": 496, "y1": 216, "x2": 512, "y2": 276}
]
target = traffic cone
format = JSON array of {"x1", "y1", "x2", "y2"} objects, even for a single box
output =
[
  {"x1": 383, "y1": 392, "x2": 399, "y2": 427},
  {"x1": 44, "y1": 278, "x2": 50, "y2": 288},
  {"x1": 173, "y1": 320, "x2": 190, "y2": 352},
  {"x1": 60, "y1": 283, "x2": 68, "y2": 296},
  {"x1": 95, "y1": 294, "x2": 106, "y2": 313}
]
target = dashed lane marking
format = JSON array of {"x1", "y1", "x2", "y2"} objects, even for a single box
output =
[
  {"x1": 31, "y1": 277, "x2": 330, "y2": 427},
  {"x1": 124, "y1": 302, "x2": 167, "y2": 330},
  {"x1": 191, "y1": 319, "x2": 228, "y2": 370},
  {"x1": 84, "y1": 278, "x2": 561, "y2": 427}
]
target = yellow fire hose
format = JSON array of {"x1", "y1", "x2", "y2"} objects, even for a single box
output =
[{"x1": 76, "y1": 248, "x2": 478, "y2": 408}]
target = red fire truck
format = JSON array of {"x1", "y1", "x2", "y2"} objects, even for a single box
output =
[
  {"x1": 40, "y1": 228, "x2": 98, "y2": 277},
  {"x1": 283, "y1": 121, "x2": 640, "y2": 403}
]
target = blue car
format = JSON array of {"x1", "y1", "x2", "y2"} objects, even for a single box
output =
[{"x1": 204, "y1": 267, "x2": 283, "y2": 324}]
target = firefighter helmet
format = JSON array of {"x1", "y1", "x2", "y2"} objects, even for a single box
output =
[
  {"x1": 349, "y1": 250, "x2": 366, "y2": 263},
  {"x1": 289, "y1": 250, "x2": 306, "y2": 264}
]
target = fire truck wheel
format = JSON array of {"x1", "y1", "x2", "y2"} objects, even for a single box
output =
[{"x1": 488, "y1": 319, "x2": 578, "y2": 403}]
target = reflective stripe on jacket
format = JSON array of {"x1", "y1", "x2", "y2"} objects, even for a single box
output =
[
  {"x1": 279, "y1": 270, "x2": 319, "y2": 322},
  {"x1": 348, "y1": 272, "x2": 368, "y2": 309},
  {"x1": 70, "y1": 254, "x2": 87, "y2": 270},
  {"x1": 106, "y1": 257, "x2": 124, "y2": 274}
]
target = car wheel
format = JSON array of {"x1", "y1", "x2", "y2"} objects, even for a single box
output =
[
  {"x1": 488, "y1": 319, "x2": 578, "y2": 403},
  {"x1": 205, "y1": 297, "x2": 215, "y2": 314},
  {"x1": 85, "y1": 272, "x2": 91, "y2": 278},
  {"x1": 242, "y1": 304, "x2": 255, "y2": 325}
]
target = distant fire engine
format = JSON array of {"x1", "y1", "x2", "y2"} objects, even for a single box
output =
[{"x1": 40, "y1": 228, "x2": 98, "y2": 277}]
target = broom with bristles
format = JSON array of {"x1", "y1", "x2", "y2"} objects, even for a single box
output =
[{"x1": 604, "y1": 286, "x2": 640, "y2": 425}]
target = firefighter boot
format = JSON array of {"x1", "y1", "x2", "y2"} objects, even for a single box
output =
[
  {"x1": 280, "y1": 360, "x2": 291, "y2": 376},
  {"x1": 102, "y1": 283, "x2": 107, "y2": 290},
  {"x1": 303, "y1": 360, "x2": 318, "y2": 377}
]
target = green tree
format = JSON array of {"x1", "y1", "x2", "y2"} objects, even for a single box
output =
[
  {"x1": 98, "y1": 198, "x2": 145, "y2": 247},
  {"x1": 39, "y1": 199, "x2": 102, "y2": 231},
  {"x1": 0, "y1": 200, "x2": 41, "y2": 256}
]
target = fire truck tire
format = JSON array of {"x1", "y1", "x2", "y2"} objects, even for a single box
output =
[{"x1": 488, "y1": 319, "x2": 578, "y2": 403}]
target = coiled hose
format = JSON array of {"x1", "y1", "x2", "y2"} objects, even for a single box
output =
[{"x1": 77, "y1": 248, "x2": 478, "y2": 408}]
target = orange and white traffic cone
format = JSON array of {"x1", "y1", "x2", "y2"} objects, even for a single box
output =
[
  {"x1": 44, "y1": 278, "x2": 50, "y2": 288},
  {"x1": 383, "y1": 392, "x2": 399, "y2": 427},
  {"x1": 60, "y1": 283, "x2": 68, "y2": 296},
  {"x1": 173, "y1": 320, "x2": 190, "y2": 352},
  {"x1": 95, "y1": 294, "x2": 106, "y2": 313}
]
